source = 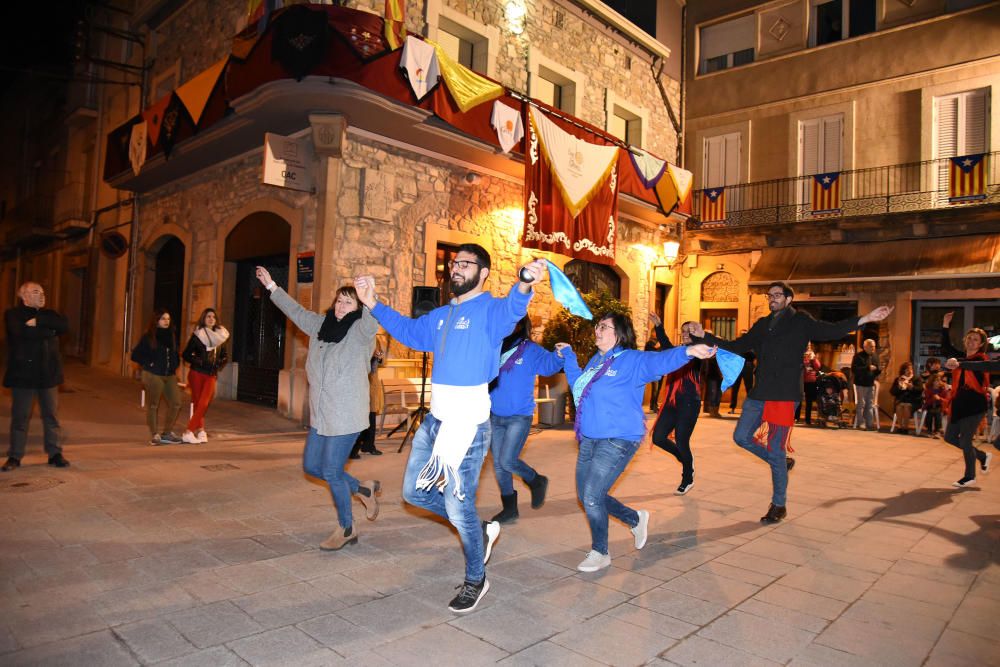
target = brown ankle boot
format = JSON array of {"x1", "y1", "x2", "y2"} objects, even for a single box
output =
[
  {"x1": 320, "y1": 525, "x2": 358, "y2": 550},
  {"x1": 357, "y1": 480, "x2": 381, "y2": 520}
]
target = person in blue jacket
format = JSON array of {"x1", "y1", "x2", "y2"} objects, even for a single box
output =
[
  {"x1": 354, "y1": 245, "x2": 547, "y2": 614},
  {"x1": 487, "y1": 315, "x2": 564, "y2": 524},
  {"x1": 556, "y1": 312, "x2": 716, "y2": 573}
]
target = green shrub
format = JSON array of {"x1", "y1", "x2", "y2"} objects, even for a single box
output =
[{"x1": 541, "y1": 290, "x2": 631, "y2": 363}]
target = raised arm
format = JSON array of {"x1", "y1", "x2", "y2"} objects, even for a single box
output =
[
  {"x1": 255, "y1": 266, "x2": 324, "y2": 337},
  {"x1": 354, "y1": 274, "x2": 435, "y2": 352}
]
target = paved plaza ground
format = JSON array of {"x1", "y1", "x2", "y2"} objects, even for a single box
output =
[{"x1": 1, "y1": 363, "x2": 998, "y2": 666}]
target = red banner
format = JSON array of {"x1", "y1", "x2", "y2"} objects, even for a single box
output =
[{"x1": 522, "y1": 108, "x2": 619, "y2": 266}]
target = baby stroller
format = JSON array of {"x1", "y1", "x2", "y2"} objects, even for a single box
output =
[{"x1": 816, "y1": 371, "x2": 848, "y2": 428}]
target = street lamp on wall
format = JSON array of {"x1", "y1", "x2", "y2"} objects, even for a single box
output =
[
  {"x1": 662, "y1": 240, "x2": 680, "y2": 268},
  {"x1": 505, "y1": 0, "x2": 527, "y2": 35}
]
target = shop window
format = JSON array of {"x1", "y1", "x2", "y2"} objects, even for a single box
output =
[{"x1": 563, "y1": 259, "x2": 621, "y2": 299}]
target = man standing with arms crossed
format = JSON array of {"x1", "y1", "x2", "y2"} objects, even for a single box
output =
[
  {"x1": 354, "y1": 245, "x2": 546, "y2": 613},
  {"x1": 3, "y1": 282, "x2": 71, "y2": 471},
  {"x1": 690, "y1": 282, "x2": 892, "y2": 523}
]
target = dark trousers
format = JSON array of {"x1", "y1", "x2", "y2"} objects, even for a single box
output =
[
  {"x1": 728, "y1": 373, "x2": 753, "y2": 410},
  {"x1": 944, "y1": 412, "x2": 987, "y2": 479},
  {"x1": 351, "y1": 412, "x2": 378, "y2": 457},
  {"x1": 703, "y1": 380, "x2": 722, "y2": 412},
  {"x1": 8, "y1": 387, "x2": 62, "y2": 460},
  {"x1": 795, "y1": 382, "x2": 819, "y2": 424},
  {"x1": 652, "y1": 395, "x2": 700, "y2": 482},
  {"x1": 648, "y1": 378, "x2": 663, "y2": 411}
]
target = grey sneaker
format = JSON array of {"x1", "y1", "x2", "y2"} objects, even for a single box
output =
[
  {"x1": 161, "y1": 432, "x2": 183, "y2": 444},
  {"x1": 631, "y1": 510, "x2": 650, "y2": 550},
  {"x1": 576, "y1": 550, "x2": 611, "y2": 572}
]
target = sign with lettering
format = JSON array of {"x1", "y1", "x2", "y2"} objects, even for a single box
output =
[
  {"x1": 297, "y1": 251, "x2": 315, "y2": 284},
  {"x1": 262, "y1": 132, "x2": 314, "y2": 192}
]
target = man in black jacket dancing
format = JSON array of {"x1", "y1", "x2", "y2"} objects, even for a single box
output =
[
  {"x1": 3, "y1": 282, "x2": 70, "y2": 471},
  {"x1": 691, "y1": 282, "x2": 892, "y2": 523}
]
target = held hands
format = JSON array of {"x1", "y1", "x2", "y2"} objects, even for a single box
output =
[
  {"x1": 686, "y1": 344, "x2": 717, "y2": 359},
  {"x1": 943, "y1": 311, "x2": 954, "y2": 328},
  {"x1": 517, "y1": 259, "x2": 548, "y2": 293},
  {"x1": 554, "y1": 342, "x2": 572, "y2": 358},
  {"x1": 859, "y1": 305, "x2": 894, "y2": 325},
  {"x1": 944, "y1": 357, "x2": 959, "y2": 370},
  {"x1": 353, "y1": 275, "x2": 377, "y2": 309},
  {"x1": 688, "y1": 322, "x2": 705, "y2": 338}
]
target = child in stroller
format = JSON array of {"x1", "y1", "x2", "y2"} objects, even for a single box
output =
[{"x1": 816, "y1": 370, "x2": 849, "y2": 427}]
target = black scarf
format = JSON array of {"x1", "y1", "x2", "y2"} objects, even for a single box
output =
[{"x1": 318, "y1": 308, "x2": 361, "y2": 343}]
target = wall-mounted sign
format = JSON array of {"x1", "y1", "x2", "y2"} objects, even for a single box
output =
[
  {"x1": 100, "y1": 231, "x2": 129, "y2": 259},
  {"x1": 262, "y1": 132, "x2": 314, "y2": 192},
  {"x1": 297, "y1": 251, "x2": 315, "y2": 284}
]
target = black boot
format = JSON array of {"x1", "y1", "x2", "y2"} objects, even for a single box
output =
[
  {"x1": 526, "y1": 473, "x2": 548, "y2": 509},
  {"x1": 490, "y1": 492, "x2": 519, "y2": 524},
  {"x1": 760, "y1": 503, "x2": 787, "y2": 524}
]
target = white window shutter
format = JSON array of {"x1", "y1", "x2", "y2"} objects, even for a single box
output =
[
  {"x1": 936, "y1": 95, "x2": 959, "y2": 159},
  {"x1": 800, "y1": 119, "x2": 820, "y2": 175},
  {"x1": 703, "y1": 135, "x2": 725, "y2": 189},
  {"x1": 965, "y1": 89, "x2": 987, "y2": 154},
  {"x1": 724, "y1": 133, "x2": 741, "y2": 185},
  {"x1": 822, "y1": 116, "x2": 842, "y2": 172}
]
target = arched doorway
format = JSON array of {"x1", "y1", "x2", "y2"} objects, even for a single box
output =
[
  {"x1": 563, "y1": 259, "x2": 622, "y2": 298},
  {"x1": 224, "y1": 212, "x2": 291, "y2": 407},
  {"x1": 140, "y1": 235, "x2": 186, "y2": 334}
]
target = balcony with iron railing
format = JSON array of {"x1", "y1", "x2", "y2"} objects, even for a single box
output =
[{"x1": 689, "y1": 152, "x2": 1000, "y2": 230}]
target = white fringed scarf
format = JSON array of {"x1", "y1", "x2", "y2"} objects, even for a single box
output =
[
  {"x1": 416, "y1": 383, "x2": 490, "y2": 500},
  {"x1": 195, "y1": 326, "x2": 230, "y2": 350}
]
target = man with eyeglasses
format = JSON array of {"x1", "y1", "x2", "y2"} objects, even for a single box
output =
[
  {"x1": 354, "y1": 244, "x2": 546, "y2": 613},
  {"x1": 689, "y1": 281, "x2": 892, "y2": 524}
]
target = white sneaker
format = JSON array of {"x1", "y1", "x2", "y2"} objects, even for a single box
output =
[
  {"x1": 196, "y1": 430, "x2": 208, "y2": 443},
  {"x1": 952, "y1": 477, "x2": 977, "y2": 489},
  {"x1": 181, "y1": 430, "x2": 199, "y2": 444},
  {"x1": 483, "y1": 520, "x2": 500, "y2": 565},
  {"x1": 577, "y1": 549, "x2": 611, "y2": 573},
  {"x1": 631, "y1": 509, "x2": 650, "y2": 549},
  {"x1": 981, "y1": 452, "x2": 992, "y2": 474}
]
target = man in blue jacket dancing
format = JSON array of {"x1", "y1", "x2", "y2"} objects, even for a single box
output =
[{"x1": 355, "y1": 245, "x2": 546, "y2": 613}]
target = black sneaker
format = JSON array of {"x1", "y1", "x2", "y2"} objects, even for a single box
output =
[
  {"x1": 47, "y1": 453, "x2": 70, "y2": 468},
  {"x1": 1, "y1": 457, "x2": 21, "y2": 472},
  {"x1": 448, "y1": 578, "x2": 489, "y2": 613},
  {"x1": 675, "y1": 480, "x2": 693, "y2": 496},
  {"x1": 760, "y1": 503, "x2": 787, "y2": 524},
  {"x1": 952, "y1": 477, "x2": 977, "y2": 489},
  {"x1": 160, "y1": 432, "x2": 183, "y2": 444}
]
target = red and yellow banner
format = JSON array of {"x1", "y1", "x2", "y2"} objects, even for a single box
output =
[
  {"x1": 699, "y1": 188, "x2": 726, "y2": 223},
  {"x1": 949, "y1": 154, "x2": 987, "y2": 202},
  {"x1": 384, "y1": 0, "x2": 405, "y2": 50}
]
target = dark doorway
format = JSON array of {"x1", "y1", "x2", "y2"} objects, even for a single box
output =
[
  {"x1": 233, "y1": 256, "x2": 288, "y2": 406},
  {"x1": 154, "y1": 236, "x2": 185, "y2": 328},
  {"x1": 563, "y1": 259, "x2": 621, "y2": 299}
]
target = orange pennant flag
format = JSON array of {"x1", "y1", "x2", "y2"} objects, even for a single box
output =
[
  {"x1": 143, "y1": 93, "x2": 173, "y2": 147},
  {"x1": 175, "y1": 58, "x2": 228, "y2": 126}
]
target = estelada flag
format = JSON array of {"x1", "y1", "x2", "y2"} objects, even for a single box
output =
[
  {"x1": 949, "y1": 153, "x2": 987, "y2": 202},
  {"x1": 384, "y1": 0, "x2": 405, "y2": 50},
  {"x1": 700, "y1": 187, "x2": 726, "y2": 223},
  {"x1": 811, "y1": 171, "x2": 841, "y2": 214}
]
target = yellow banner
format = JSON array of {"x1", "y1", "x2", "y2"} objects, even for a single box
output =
[{"x1": 429, "y1": 40, "x2": 504, "y2": 113}]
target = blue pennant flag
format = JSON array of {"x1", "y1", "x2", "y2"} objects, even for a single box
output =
[
  {"x1": 546, "y1": 260, "x2": 593, "y2": 320},
  {"x1": 716, "y1": 348, "x2": 746, "y2": 392}
]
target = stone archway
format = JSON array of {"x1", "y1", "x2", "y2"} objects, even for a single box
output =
[{"x1": 139, "y1": 234, "x2": 187, "y2": 341}]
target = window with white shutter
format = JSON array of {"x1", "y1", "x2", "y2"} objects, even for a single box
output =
[
  {"x1": 703, "y1": 132, "x2": 742, "y2": 211},
  {"x1": 934, "y1": 88, "x2": 990, "y2": 203}
]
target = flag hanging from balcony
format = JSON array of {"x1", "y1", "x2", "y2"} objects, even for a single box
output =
[
  {"x1": 699, "y1": 187, "x2": 726, "y2": 223},
  {"x1": 129, "y1": 121, "x2": 147, "y2": 176},
  {"x1": 811, "y1": 172, "x2": 842, "y2": 215},
  {"x1": 400, "y1": 36, "x2": 440, "y2": 101},
  {"x1": 384, "y1": 0, "x2": 406, "y2": 50},
  {"x1": 522, "y1": 107, "x2": 620, "y2": 265},
  {"x1": 429, "y1": 39, "x2": 504, "y2": 113},
  {"x1": 949, "y1": 153, "x2": 987, "y2": 203},
  {"x1": 175, "y1": 57, "x2": 228, "y2": 126}
]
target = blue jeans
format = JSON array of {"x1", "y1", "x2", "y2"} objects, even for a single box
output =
[
  {"x1": 490, "y1": 413, "x2": 536, "y2": 495},
  {"x1": 576, "y1": 436, "x2": 641, "y2": 555},
  {"x1": 733, "y1": 399, "x2": 790, "y2": 507},
  {"x1": 303, "y1": 428, "x2": 362, "y2": 529},
  {"x1": 402, "y1": 413, "x2": 490, "y2": 583},
  {"x1": 854, "y1": 384, "x2": 876, "y2": 428}
]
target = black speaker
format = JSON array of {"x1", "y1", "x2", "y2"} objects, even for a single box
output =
[{"x1": 411, "y1": 286, "x2": 440, "y2": 317}]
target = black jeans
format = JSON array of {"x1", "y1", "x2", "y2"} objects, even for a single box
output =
[
  {"x1": 729, "y1": 373, "x2": 753, "y2": 410},
  {"x1": 795, "y1": 382, "x2": 819, "y2": 424},
  {"x1": 9, "y1": 387, "x2": 62, "y2": 460},
  {"x1": 652, "y1": 395, "x2": 700, "y2": 482},
  {"x1": 944, "y1": 412, "x2": 987, "y2": 479},
  {"x1": 351, "y1": 411, "x2": 378, "y2": 456}
]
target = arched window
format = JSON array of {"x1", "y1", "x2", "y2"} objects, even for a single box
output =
[
  {"x1": 563, "y1": 259, "x2": 621, "y2": 299},
  {"x1": 700, "y1": 271, "x2": 738, "y2": 302}
]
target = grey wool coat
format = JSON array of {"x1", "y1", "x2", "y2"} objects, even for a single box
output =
[{"x1": 269, "y1": 288, "x2": 378, "y2": 437}]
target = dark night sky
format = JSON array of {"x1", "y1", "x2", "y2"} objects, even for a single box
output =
[{"x1": 0, "y1": 2, "x2": 86, "y2": 93}]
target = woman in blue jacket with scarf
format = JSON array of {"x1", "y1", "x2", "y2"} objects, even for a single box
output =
[
  {"x1": 487, "y1": 315, "x2": 564, "y2": 524},
  {"x1": 557, "y1": 311, "x2": 716, "y2": 573}
]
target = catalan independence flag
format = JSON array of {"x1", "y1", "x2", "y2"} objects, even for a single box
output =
[
  {"x1": 384, "y1": 0, "x2": 406, "y2": 50},
  {"x1": 700, "y1": 187, "x2": 726, "y2": 223},
  {"x1": 949, "y1": 153, "x2": 987, "y2": 203},
  {"x1": 811, "y1": 172, "x2": 842, "y2": 215}
]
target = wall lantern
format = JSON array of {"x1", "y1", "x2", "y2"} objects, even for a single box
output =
[{"x1": 505, "y1": 1, "x2": 527, "y2": 35}]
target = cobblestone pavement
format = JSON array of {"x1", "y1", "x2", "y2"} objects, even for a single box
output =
[{"x1": 0, "y1": 364, "x2": 997, "y2": 666}]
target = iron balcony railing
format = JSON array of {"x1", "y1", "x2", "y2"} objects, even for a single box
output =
[{"x1": 690, "y1": 151, "x2": 999, "y2": 229}]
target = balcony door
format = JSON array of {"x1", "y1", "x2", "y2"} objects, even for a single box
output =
[
  {"x1": 934, "y1": 88, "x2": 989, "y2": 205},
  {"x1": 702, "y1": 132, "x2": 741, "y2": 217},
  {"x1": 798, "y1": 114, "x2": 843, "y2": 211}
]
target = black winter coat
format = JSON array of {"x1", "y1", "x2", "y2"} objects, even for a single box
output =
[
  {"x1": 3, "y1": 305, "x2": 68, "y2": 389},
  {"x1": 182, "y1": 333, "x2": 228, "y2": 376},
  {"x1": 700, "y1": 307, "x2": 858, "y2": 402},
  {"x1": 130, "y1": 328, "x2": 180, "y2": 376},
  {"x1": 851, "y1": 351, "x2": 881, "y2": 386}
]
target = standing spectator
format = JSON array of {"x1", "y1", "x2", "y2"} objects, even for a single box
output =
[
  {"x1": 889, "y1": 362, "x2": 923, "y2": 435},
  {"x1": 131, "y1": 309, "x2": 183, "y2": 445},
  {"x1": 700, "y1": 336, "x2": 723, "y2": 418},
  {"x1": 350, "y1": 335, "x2": 385, "y2": 458},
  {"x1": 257, "y1": 268, "x2": 382, "y2": 550},
  {"x1": 556, "y1": 313, "x2": 715, "y2": 572},
  {"x1": 487, "y1": 315, "x2": 563, "y2": 524},
  {"x1": 2, "y1": 282, "x2": 70, "y2": 471},
  {"x1": 690, "y1": 282, "x2": 892, "y2": 524},
  {"x1": 922, "y1": 372, "x2": 949, "y2": 437},
  {"x1": 354, "y1": 248, "x2": 547, "y2": 613},
  {"x1": 181, "y1": 308, "x2": 229, "y2": 444},
  {"x1": 852, "y1": 338, "x2": 881, "y2": 430},
  {"x1": 644, "y1": 316, "x2": 664, "y2": 412},
  {"x1": 795, "y1": 349, "x2": 822, "y2": 425},
  {"x1": 650, "y1": 319, "x2": 703, "y2": 495},
  {"x1": 940, "y1": 312, "x2": 992, "y2": 488},
  {"x1": 728, "y1": 334, "x2": 754, "y2": 414}
]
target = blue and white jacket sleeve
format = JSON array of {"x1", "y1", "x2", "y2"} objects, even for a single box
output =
[
  {"x1": 371, "y1": 302, "x2": 435, "y2": 352},
  {"x1": 637, "y1": 346, "x2": 693, "y2": 383},
  {"x1": 561, "y1": 347, "x2": 582, "y2": 385}
]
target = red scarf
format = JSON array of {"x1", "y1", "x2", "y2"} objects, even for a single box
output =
[
  {"x1": 753, "y1": 401, "x2": 796, "y2": 452},
  {"x1": 948, "y1": 352, "x2": 990, "y2": 416}
]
